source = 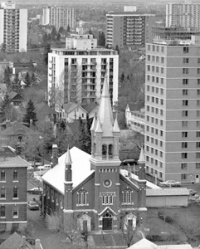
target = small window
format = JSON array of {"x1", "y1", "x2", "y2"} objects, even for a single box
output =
[
  {"x1": 13, "y1": 206, "x2": 18, "y2": 218},
  {"x1": 196, "y1": 142, "x2": 200, "y2": 148},
  {"x1": 0, "y1": 187, "x2": 5, "y2": 199},
  {"x1": 196, "y1": 152, "x2": 200, "y2": 158},
  {"x1": 198, "y1": 68, "x2": 200, "y2": 74},
  {"x1": 122, "y1": 189, "x2": 132, "y2": 204},
  {"x1": 183, "y1": 89, "x2": 188, "y2": 95},
  {"x1": 197, "y1": 121, "x2": 200, "y2": 127},
  {"x1": 181, "y1": 174, "x2": 187, "y2": 180},
  {"x1": 196, "y1": 163, "x2": 200, "y2": 169},
  {"x1": 197, "y1": 131, "x2": 200, "y2": 137},
  {"x1": 183, "y1": 68, "x2": 189, "y2": 74},
  {"x1": 77, "y1": 190, "x2": 88, "y2": 206},
  {"x1": 197, "y1": 89, "x2": 200, "y2": 95},
  {"x1": 183, "y1": 58, "x2": 189, "y2": 63},
  {"x1": 183, "y1": 79, "x2": 188, "y2": 85},
  {"x1": 0, "y1": 206, "x2": 5, "y2": 217},
  {"x1": 161, "y1": 57, "x2": 164, "y2": 63},
  {"x1": 182, "y1": 100, "x2": 188, "y2": 106},
  {"x1": 181, "y1": 163, "x2": 187, "y2": 170},
  {"x1": 182, "y1": 153, "x2": 187, "y2": 159},
  {"x1": 182, "y1": 132, "x2": 188, "y2": 138},
  {"x1": 197, "y1": 79, "x2": 200, "y2": 84},
  {"x1": 183, "y1": 47, "x2": 189, "y2": 53},
  {"x1": 0, "y1": 171, "x2": 5, "y2": 181},
  {"x1": 13, "y1": 171, "x2": 18, "y2": 181},
  {"x1": 102, "y1": 194, "x2": 114, "y2": 205},
  {"x1": 13, "y1": 187, "x2": 18, "y2": 199},
  {"x1": 182, "y1": 142, "x2": 188, "y2": 148}
]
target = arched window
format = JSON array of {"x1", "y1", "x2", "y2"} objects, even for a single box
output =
[
  {"x1": 108, "y1": 144, "x2": 113, "y2": 158},
  {"x1": 77, "y1": 189, "x2": 88, "y2": 206},
  {"x1": 102, "y1": 144, "x2": 107, "y2": 159},
  {"x1": 122, "y1": 189, "x2": 132, "y2": 204}
]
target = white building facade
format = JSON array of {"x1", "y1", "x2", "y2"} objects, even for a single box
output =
[
  {"x1": 166, "y1": 3, "x2": 200, "y2": 30},
  {"x1": 145, "y1": 37, "x2": 200, "y2": 183},
  {"x1": 48, "y1": 48, "x2": 119, "y2": 111},
  {"x1": 0, "y1": 3, "x2": 27, "y2": 53},
  {"x1": 42, "y1": 6, "x2": 75, "y2": 30}
]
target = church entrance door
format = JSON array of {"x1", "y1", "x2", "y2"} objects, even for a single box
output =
[{"x1": 102, "y1": 213, "x2": 112, "y2": 230}]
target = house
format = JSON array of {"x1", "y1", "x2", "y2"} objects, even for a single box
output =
[
  {"x1": 127, "y1": 237, "x2": 193, "y2": 249},
  {"x1": 0, "y1": 120, "x2": 38, "y2": 147},
  {"x1": 41, "y1": 81, "x2": 147, "y2": 233},
  {"x1": 0, "y1": 146, "x2": 29, "y2": 231},
  {"x1": 8, "y1": 92, "x2": 24, "y2": 107},
  {"x1": 61, "y1": 102, "x2": 88, "y2": 123},
  {"x1": 125, "y1": 104, "x2": 145, "y2": 135},
  {"x1": 0, "y1": 84, "x2": 7, "y2": 102},
  {"x1": 0, "y1": 232, "x2": 43, "y2": 249}
]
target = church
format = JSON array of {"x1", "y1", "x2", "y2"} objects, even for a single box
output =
[{"x1": 41, "y1": 80, "x2": 147, "y2": 233}]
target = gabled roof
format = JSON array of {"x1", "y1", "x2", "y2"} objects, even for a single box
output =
[
  {"x1": 0, "y1": 232, "x2": 23, "y2": 249},
  {"x1": 0, "y1": 121, "x2": 36, "y2": 136},
  {"x1": 63, "y1": 102, "x2": 87, "y2": 114},
  {"x1": 8, "y1": 91, "x2": 23, "y2": 100},
  {"x1": 83, "y1": 102, "x2": 98, "y2": 114},
  {"x1": 42, "y1": 147, "x2": 94, "y2": 194},
  {"x1": 128, "y1": 238, "x2": 158, "y2": 249}
]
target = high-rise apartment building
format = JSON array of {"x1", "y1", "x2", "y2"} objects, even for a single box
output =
[
  {"x1": 166, "y1": 3, "x2": 200, "y2": 30},
  {"x1": 42, "y1": 6, "x2": 75, "y2": 30},
  {"x1": 106, "y1": 12, "x2": 156, "y2": 49},
  {"x1": 0, "y1": 1, "x2": 27, "y2": 53},
  {"x1": 145, "y1": 36, "x2": 200, "y2": 183},
  {"x1": 48, "y1": 47, "x2": 118, "y2": 111}
]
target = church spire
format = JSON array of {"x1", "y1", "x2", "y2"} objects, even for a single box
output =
[
  {"x1": 138, "y1": 146, "x2": 145, "y2": 164},
  {"x1": 97, "y1": 79, "x2": 113, "y2": 136},
  {"x1": 65, "y1": 147, "x2": 72, "y2": 182}
]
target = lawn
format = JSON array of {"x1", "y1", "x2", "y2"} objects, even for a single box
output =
[{"x1": 145, "y1": 202, "x2": 200, "y2": 247}]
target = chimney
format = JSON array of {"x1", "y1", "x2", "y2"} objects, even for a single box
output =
[
  {"x1": 51, "y1": 144, "x2": 58, "y2": 168},
  {"x1": 35, "y1": 239, "x2": 42, "y2": 249},
  {"x1": 21, "y1": 236, "x2": 26, "y2": 248}
]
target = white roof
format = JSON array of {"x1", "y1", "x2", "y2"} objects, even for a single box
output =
[
  {"x1": 159, "y1": 245, "x2": 193, "y2": 249},
  {"x1": 42, "y1": 147, "x2": 93, "y2": 194},
  {"x1": 120, "y1": 169, "x2": 160, "y2": 190},
  {"x1": 128, "y1": 238, "x2": 158, "y2": 249},
  {"x1": 146, "y1": 188, "x2": 189, "y2": 196},
  {"x1": 128, "y1": 239, "x2": 193, "y2": 249}
]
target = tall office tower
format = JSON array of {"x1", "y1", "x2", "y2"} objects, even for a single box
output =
[
  {"x1": 0, "y1": 1, "x2": 27, "y2": 53},
  {"x1": 145, "y1": 36, "x2": 200, "y2": 184},
  {"x1": 166, "y1": 3, "x2": 200, "y2": 30},
  {"x1": 106, "y1": 12, "x2": 156, "y2": 49},
  {"x1": 42, "y1": 6, "x2": 75, "y2": 30},
  {"x1": 47, "y1": 46, "x2": 118, "y2": 111}
]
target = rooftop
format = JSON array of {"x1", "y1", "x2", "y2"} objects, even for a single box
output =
[
  {"x1": 107, "y1": 12, "x2": 155, "y2": 17},
  {"x1": 42, "y1": 147, "x2": 93, "y2": 194},
  {"x1": 146, "y1": 188, "x2": 189, "y2": 196},
  {"x1": 0, "y1": 156, "x2": 30, "y2": 168}
]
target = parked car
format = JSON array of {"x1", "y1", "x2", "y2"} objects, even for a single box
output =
[
  {"x1": 188, "y1": 189, "x2": 197, "y2": 196},
  {"x1": 189, "y1": 194, "x2": 200, "y2": 202},
  {"x1": 27, "y1": 201, "x2": 39, "y2": 210},
  {"x1": 159, "y1": 180, "x2": 182, "y2": 187},
  {"x1": 27, "y1": 187, "x2": 43, "y2": 195},
  {"x1": 37, "y1": 164, "x2": 51, "y2": 171}
]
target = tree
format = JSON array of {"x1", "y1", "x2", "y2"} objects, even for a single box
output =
[
  {"x1": 51, "y1": 26, "x2": 57, "y2": 40},
  {"x1": 98, "y1": 32, "x2": 105, "y2": 47},
  {"x1": 23, "y1": 100, "x2": 37, "y2": 127},
  {"x1": 44, "y1": 43, "x2": 51, "y2": 65},
  {"x1": 1, "y1": 93, "x2": 10, "y2": 111},
  {"x1": 12, "y1": 73, "x2": 21, "y2": 93},
  {"x1": 115, "y1": 45, "x2": 120, "y2": 54},
  {"x1": 31, "y1": 72, "x2": 37, "y2": 85},
  {"x1": 4, "y1": 66, "x2": 12, "y2": 90},
  {"x1": 77, "y1": 116, "x2": 91, "y2": 154},
  {"x1": 24, "y1": 72, "x2": 31, "y2": 87}
]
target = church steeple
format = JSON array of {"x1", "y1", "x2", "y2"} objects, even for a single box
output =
[
  {"x1": 90, "y1": 79, "x2": 121, "y2": 165},
  {"x1": 97, "y1": 79, "x2": 114, "y2": 137}
]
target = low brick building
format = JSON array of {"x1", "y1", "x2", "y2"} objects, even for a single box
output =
[{"x1": 0, "y1": 146, "x2": 28, "y2": 231}]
